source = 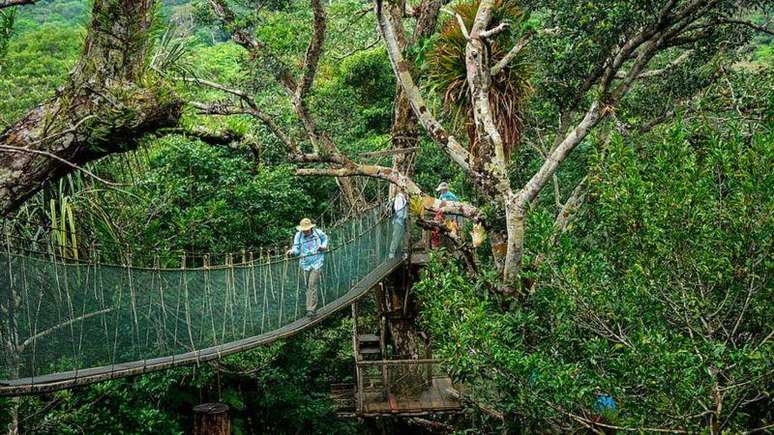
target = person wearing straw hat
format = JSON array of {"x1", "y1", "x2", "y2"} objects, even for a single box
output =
[
  {"x1": 286, "y1": 218, "x2": 328, "y2": 317},
  {"x1": 435, "y1": 181, "x2": 459, "y2": 202}
]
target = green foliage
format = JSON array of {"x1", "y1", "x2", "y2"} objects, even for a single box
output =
[
  {"x1": 415, "y1": 118, "x2": 774, "y2": 432},
  {"x1": 0, "y1": 23, "x2": 82, "y2": 127},
  {"x1": 0, "y1": 8, "x2": 14, "y2": 60},
  {"x1": 82, "y1": 136, "x2": 322, "y2": 265},
  {"x1": 1, "y1": 0, "x2": 771, "y2": 433},
  {"x1": 12, "y1": 0, "x2": 88, "y2": 32},
  {"x1": 313, "y1": 47, "x2": 396, "y2": 147},
  {"x1": 425, "y1": 0, "x2": 532, "y2": 153}
]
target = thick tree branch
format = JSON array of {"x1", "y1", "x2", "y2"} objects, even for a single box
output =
[
  {"x1": 466, "y1": 0, "x2": 510, "y2": 198},
  {"x1": 469, "y1": 0, "x2": 494, "y2": 36},
  {"x1": 292, "y1": 0, "x2": 329, "y2": 154},
  {"x1": 296, "y1": 165, "x2": 480, "y2": 218},
  {"x1": 0, "y1": 0, "x2": 183, "y2": 215},
  {"x1": 376, "y1": 0, "x2": 473, "y2": 174},
  {"x1": 718, "y1": 18, "x2": 774, "y2": 36},
  {"x1": 411, "y1": 0, "x2": 445, "y2": 44},
  {"x1": 491, "y1": 30, "x2": 533, "y2": 77},
  {"x1": 516, "y1": 101, "x2": 602, "y2": 208}
]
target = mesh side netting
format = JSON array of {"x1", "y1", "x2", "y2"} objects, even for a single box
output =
[{"x1": 0, "y1": 208, "x2": 401, "y2": 387}]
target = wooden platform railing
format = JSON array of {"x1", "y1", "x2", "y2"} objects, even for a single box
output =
[{"x1": 355, "y1": 358, "x2": 462, "y2": 416}]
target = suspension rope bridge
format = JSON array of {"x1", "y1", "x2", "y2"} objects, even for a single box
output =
[{"x1": 0, "y1": 208, "x2": 408, "y2": 396}]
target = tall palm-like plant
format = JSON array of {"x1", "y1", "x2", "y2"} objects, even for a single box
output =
[{"x1": 425, "y1": 0, "x2": 531, "y2": 161}]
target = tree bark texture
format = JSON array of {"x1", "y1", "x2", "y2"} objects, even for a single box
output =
[{"x1": 0, "y1": 0, "x2": 183, "y2": 215}]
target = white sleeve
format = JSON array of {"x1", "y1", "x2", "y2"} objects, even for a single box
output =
[{"x1": 394, "y1": 193, "x2": 406, "y2": 211}]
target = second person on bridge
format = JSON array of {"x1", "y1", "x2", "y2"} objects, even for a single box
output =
[{"x1": 286, "y1": 218, "x2": 329, "y2": 318}]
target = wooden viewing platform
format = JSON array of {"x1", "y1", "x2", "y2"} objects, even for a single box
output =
[
  {"x1": 330, "y1": 236, "x2": 466, "y2": 419},
  {"x1": 333, "y1": 361, "x2": 463, "y2": 417},
  {"x1": 340, "y1": 304, "x2": 464, "y2": 418},
  {"x1": 358, "y1": 375, "x2": 462, "y2": 416}
]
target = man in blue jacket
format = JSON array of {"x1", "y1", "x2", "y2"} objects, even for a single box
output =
[
  {"x1": 436, "y1": 182, "x2": 459, "y2": 202},
  {"x1": 286, "y1": 218, "x2": 328, "y2": 317}
]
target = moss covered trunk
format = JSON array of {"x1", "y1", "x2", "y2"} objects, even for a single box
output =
[{"x1": 0, "y1": 0, "x2": 182, "y2": 215}]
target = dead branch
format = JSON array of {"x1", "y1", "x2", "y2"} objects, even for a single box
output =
[
  {"x1": 480, "y1": 20, "x2": 510, "y2": 38},
  {"x1": 442, "y1": 7, "x2": 470, "y2": 40},
  {"x1": 20, "y1": 308, "x2": 113, "y2": 350},
  {"x1": 0, "y1": 145, "x2": 124, "y2": 188}
]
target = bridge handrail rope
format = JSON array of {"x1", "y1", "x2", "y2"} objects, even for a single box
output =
[
  {"x1": 0, "y1": 206, "x2": 409, "y2": 395},
  {"x1": 1, "y1": 202, "x2": 390, "y2": 268},
  {"x1": 1, "y1": 195, "x2": 387, "y2": 263},
  {"x1": 0, "y1": 210, "x2": 389, "y2": 271}
]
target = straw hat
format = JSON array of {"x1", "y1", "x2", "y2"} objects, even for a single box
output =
[
  {"x1": 435, "y1": 182, "x2": 449, "y2": 192},
  {"x1": 296, "y1": 218, "x2": 315, "y2": 231}
]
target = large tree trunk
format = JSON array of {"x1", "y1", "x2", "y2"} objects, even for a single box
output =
[
  {"x1": 503, "y1": 197, "x2": 525, "y2": 283},
  {"x1": 391, "y1": 90, "x2": 419, "y2": 177},
  {"x1": 0, "y1": 0, "x2": 182, "y2": 216},
  {"x1": 383, "y1": 0, "x2": 444, "y2": 359}
]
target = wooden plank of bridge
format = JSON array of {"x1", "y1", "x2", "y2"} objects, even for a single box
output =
[
  {"x1": 404, "y1": 390, "x2": 423, "y2": 412},
  {"x1": 419, "y1": 384, "x2": 435, "y2": 411},
  {"x1": 433, "y1": 378, "x2": 460, "y2": 409},
  {"x1": 431, "y1": 379, "x2": 448, "y2": 409}
]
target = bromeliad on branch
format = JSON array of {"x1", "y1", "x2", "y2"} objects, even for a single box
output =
[{"x1": 376, "y1": 0, "x2": 765, "y2": 285}]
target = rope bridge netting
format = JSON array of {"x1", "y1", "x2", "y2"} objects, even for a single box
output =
[{"x1": 0, "y1": 208, "x2": 403, "y2": 395}]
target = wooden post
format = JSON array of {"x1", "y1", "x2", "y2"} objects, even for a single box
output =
[
  {"x1": 352, "y1": 302, "x2": 364, "y2": 414},
  {"x1": 423, "y1": 333, "x2": 433, "y2": 386},
  {"x1": 193, "y1": 403, "x2": 230, "y2": 435},
  {"x1": 380, "y1": 314, "x2": 389, "y2": 400},
  {"x1": 404, "y1": 211, "x2": 412, "y2": 260}
]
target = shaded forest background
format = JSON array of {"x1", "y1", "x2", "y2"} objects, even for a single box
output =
[{"x1": 0, "y1": 0, "x2": 771, "y2": 433}]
